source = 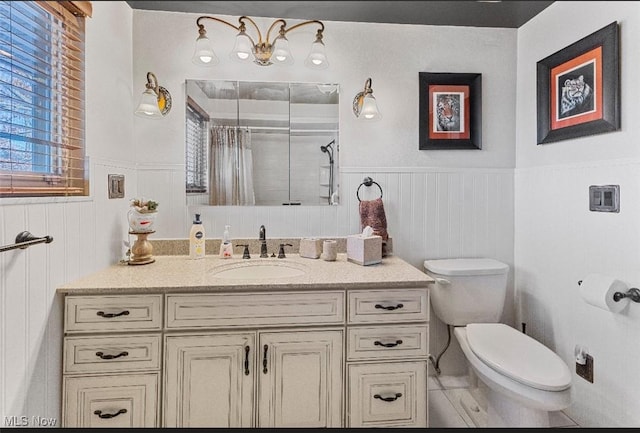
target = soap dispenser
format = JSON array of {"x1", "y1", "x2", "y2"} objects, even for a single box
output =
[
  {"x1": 219, "y1": 224, "x2": 233, "y2": 258},
  {"x1": 189, "y1": 214, "x2": 205, "y2": 259}
]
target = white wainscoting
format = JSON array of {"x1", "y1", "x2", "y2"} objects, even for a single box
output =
[{"x1": 0, "y1": 158, "x2": 135, "y2": 423}]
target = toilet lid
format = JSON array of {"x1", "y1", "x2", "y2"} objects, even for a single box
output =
[
  {"x1": 466, "y1": 323, "x2": 571, "y2": 391},
  {"x1": 423, "y1": 258, "x2": 509, "y2": 276}
]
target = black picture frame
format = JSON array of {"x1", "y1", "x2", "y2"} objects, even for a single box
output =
[
  {"x1": 419, "y1": 72, "x2": 482, "y2": 150},
  {"x1": 536, "y1": 21, "x2": 620, "y2": 144}
]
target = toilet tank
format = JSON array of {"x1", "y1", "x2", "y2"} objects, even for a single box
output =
[{"x1": 424, "y1": 258, "x2": 509, "y2": 326}]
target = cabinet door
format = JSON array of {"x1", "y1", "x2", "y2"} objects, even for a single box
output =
[
  {"x1": 164, "y1": 333, "x2": 255, "y2": 427},
  {"x1": 258, "y1": 330, "x2": 343, "y2": 428},
  {"x1": 63, "y1": 373, "x2": 159, "y2": 427}
]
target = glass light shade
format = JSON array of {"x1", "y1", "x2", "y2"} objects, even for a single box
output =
[
  {"x1": 304, "y1": 39, "x2": 329, "y2": 69},
  {"x1": 231, "y1": 33, "x2": 253, "y2": 62},
  {"x1": 272, "y1": 35, "x2": 293, "y2": 65},
  {"x1": 135, "y1": 89, "x2": 162, "y2": 119},
  {"x1": 192, "y1": 35, "x2": 218, "y2": 66},
  {"x1": 360, "y1": 94, "x2": 382, "y2": 120},
  {"x1": 317, "y1": 84, "x2": 337, "y2": 94}
]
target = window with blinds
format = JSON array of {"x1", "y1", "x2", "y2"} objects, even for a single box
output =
[
  {"x1": 186, "y1": 103, "x2": 207, "y2": 194},
  {"x1": 0, "y1": 1, "x2": 89, "y2": 197}
]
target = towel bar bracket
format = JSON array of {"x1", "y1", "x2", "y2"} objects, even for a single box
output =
[{"x1": 0, "y1": 231, "x2": 54, "y2": 253}]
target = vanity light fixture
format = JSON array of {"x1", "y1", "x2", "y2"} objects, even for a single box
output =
[
  {"x1": 192, "y1": 15, "x2": 328, "y2": 69},
  {"x1": 353, "y1": 78, "x2": 382, "y2": 120},
  {"x1": 134, "y1": 72, "x2": 172, "y2": 119}
]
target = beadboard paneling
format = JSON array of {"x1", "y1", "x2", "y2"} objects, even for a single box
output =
[{"x1": 0, "y1": 160, "x2": 135, "y2": 422}]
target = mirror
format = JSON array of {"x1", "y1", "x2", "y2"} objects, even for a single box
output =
[{"x1": 185, "y1": 80, "x2": 339, "y2": 206}]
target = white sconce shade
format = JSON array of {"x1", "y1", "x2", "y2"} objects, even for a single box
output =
[
  {"x1": 272, "y1": 35, "x2": 293, "y2": 65},
  {"x1": 134, "y1": 72, "x2": 172, "y2": 119},
  {"x1": 353, "y1": 78, "x2": 381, "y2": 121},
  {"x1": 135, "y1": 89, "x2": 163, "y2": 119},
  {"x1": 231, "y1": 32, "x2": 253, "y2": 61},
  {"x1": 192, "y1": 34, "x2": 218, "y2": 66},
  {"x1": 360, "y1": 94, "x2": 382, "y2": 120},
  {"x1": 304, "y1": 38, "x2": 329, "y2": 69}
]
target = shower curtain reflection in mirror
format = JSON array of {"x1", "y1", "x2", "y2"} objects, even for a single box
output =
[{"x1": 209, "y1": 126, "x2": 256, "y2": 205}]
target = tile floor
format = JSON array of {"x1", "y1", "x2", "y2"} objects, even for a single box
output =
[{"x1": 428, "y1": 375, "x2": 579, "y2": 428}]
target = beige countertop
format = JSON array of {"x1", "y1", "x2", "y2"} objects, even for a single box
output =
[{"x1": 57, "y1": 254, "x2": 434, "y2": 295}]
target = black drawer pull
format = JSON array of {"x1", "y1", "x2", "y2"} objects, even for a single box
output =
[
  {"x1": 262, "y1": 344, "x2": 268, "y2": 374},
  {"x1": 96, "y1": 310, "x2": 130, "y2": 318},
  {"x1": 374, "y1": 393, "x2": 402, "y2": 402},
  {"x1": 374, "y1": 340, "x2": 403, "y2": 348},
  {"x1": 374, "y1": 303, "x2": 404, "y2": 311},
  {"x1": 94, "y1": 408, "x2": 127, "y2": 419},
  {"x1": 244, "y1": 345, "x2": 250, "y2": 376},
  {"x1": 95, "y1": 351, "x2": 129, "y2": 360}
]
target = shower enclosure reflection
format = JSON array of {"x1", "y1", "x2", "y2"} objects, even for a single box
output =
[{"x1": 185, "y1": 80, "x2": 339, "y2": 206}]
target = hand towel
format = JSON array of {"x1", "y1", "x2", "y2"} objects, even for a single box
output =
[{"x1": 359, "y1": 197, "x2": 389, "y2": 241}]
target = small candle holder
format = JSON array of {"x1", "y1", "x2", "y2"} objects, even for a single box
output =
[{"x1": 128, "y1": 230, "x2": 155, "y2": 265}]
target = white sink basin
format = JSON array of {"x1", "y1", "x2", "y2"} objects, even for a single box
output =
[{"x1": 212, "y1": 262, "x2": 307, "y2": 280}]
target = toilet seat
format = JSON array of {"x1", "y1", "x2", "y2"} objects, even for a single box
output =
[{"x1": 466, "y1": 323, "x2": 571, "y2": 392}]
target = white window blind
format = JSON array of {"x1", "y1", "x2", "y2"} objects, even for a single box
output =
[
  {"x1": 185, "y1": 103, "x2": 207, "y2": 194},
  {"x1": 0, "y1": 0, "x2": 89, "y2": 197}
]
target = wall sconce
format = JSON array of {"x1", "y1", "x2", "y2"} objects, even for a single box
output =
[
  {"x1": 134, "y1": 72, "x2": 172, "y2": 119},
  {"x1": 192, "y1": 15, "x2": 328, "y2": 69},
  {"x1": 353, "y1": 78, "x2": 382, "y2": 120}
]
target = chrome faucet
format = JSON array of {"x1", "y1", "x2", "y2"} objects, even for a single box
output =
[{"x1": 259, "y1": 225, "x2": 268, "y2": 258}]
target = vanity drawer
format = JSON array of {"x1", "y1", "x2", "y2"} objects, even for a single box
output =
[
  {"x1": 64, "y1": 295, "x2": 163, "y2": 333},
  {"x1": 62, "y1": 372, "x2": 159, "y2": 427},
  {"x1": 347, "y1": 325, "x2": 428, "y2": 361},
  {"x1": 347, "y1": 361, "x2": 427, "y2": 428},
  {"x1": 64, "y1": 334, "x2": 161, "y2": 374},
  {"x1": 166, "y1": 291, "x2": 345, "y2": 329},
  {"x1": 347, "y1": 289, "x2": 429, "y2": 324}
]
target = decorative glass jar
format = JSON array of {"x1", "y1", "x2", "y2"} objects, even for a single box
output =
[{"x1": 127, "y1": 209, "x2": 157, "y2": 233}]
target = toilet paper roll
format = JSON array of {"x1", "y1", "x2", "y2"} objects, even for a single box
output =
[{"x1": 579, "y1": 273, "x2": 630, "y2": 313}]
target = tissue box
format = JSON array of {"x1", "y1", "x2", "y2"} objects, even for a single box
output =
[
  {"x1": 347, "y1": 234, "x2": 382, "y2": 266},
  {"x1": 299, "y1": 238, "x2": 322, "y2": 259}
]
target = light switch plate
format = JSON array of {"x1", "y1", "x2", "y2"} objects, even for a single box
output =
[
  {"x1": 589, "y1": 185, "x2": 619, "y2": 212},
  {"x1": 108, "y1": 174, "x2": 125, "y2": 199}
]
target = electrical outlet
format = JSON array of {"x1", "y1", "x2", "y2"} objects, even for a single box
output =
[{"x1": 576, "y1": 354, "x2": 594, "y2": 383}]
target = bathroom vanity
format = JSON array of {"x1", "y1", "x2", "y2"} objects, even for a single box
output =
[{"x1": 57, "y1": 254, "x2": 433, "y2": 428}]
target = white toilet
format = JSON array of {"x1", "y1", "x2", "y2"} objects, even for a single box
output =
[{"x1": 424, "y1": 258, "x2": 572, "y2": 428}]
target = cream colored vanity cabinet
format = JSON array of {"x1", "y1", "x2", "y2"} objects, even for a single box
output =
[
  {"x1": 61, "y1": 294, "x2": 163, "y2": 428},
  {"x1": 346, "y1": 288, "x2": 430, "y2": 428},
  {"x1": 163, "y1": 291, "x2": 344, "y2": 428},
  {"x1": 59, "y1": 255, "x2": 434, "y2": 428}
]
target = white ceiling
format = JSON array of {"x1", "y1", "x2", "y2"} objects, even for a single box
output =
[{"x1": 125, "y1": 1, "x2": 554, "y2": 28}]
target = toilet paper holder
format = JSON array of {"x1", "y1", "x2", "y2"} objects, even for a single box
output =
[
  {"x1": 613, "y1": 287, "x2": 640, "y2": 303},
  {"x1": 578, "y1": 280, "x2": 640, "y2": 303}
]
